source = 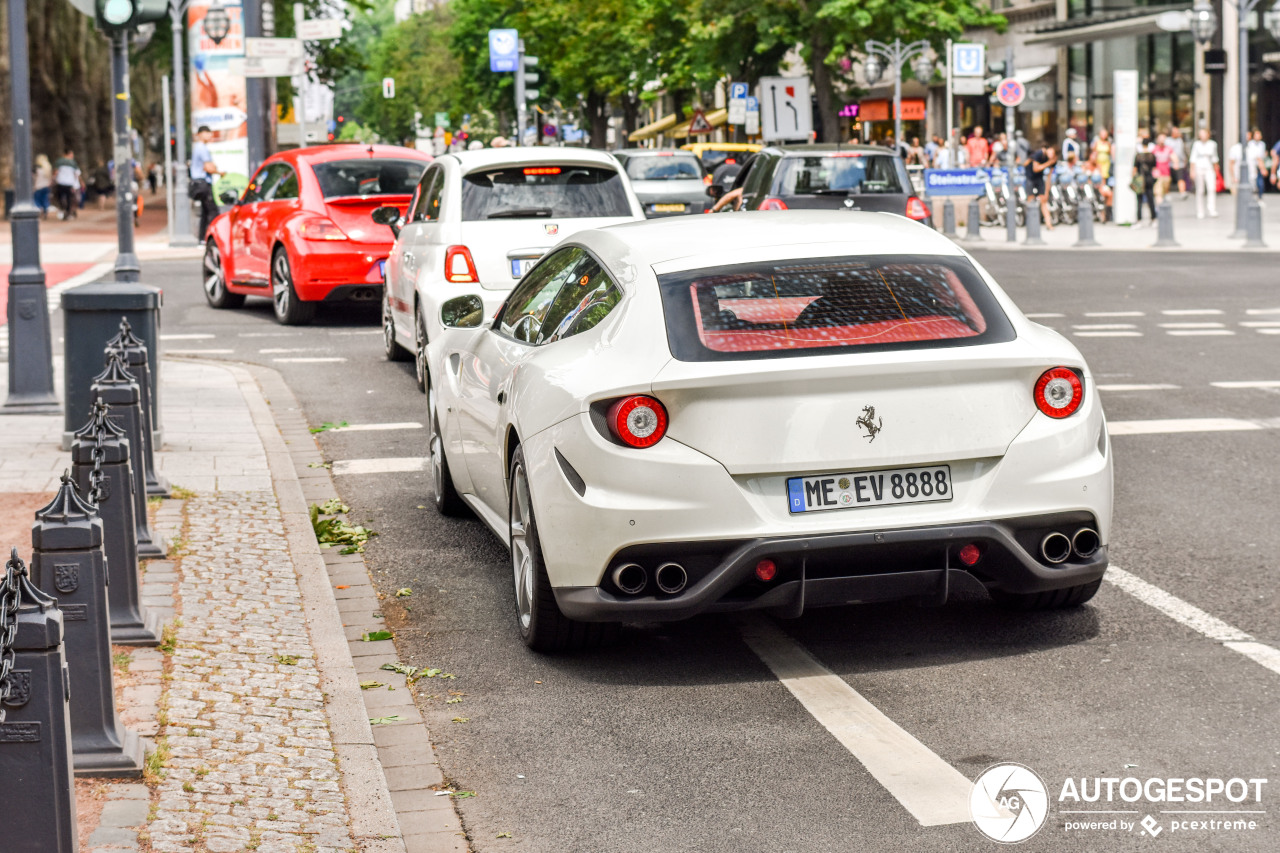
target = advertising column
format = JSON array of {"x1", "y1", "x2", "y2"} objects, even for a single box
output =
[
  {"x1": 188, "y1": 0, "x2": 251, "y2": 195},
  {"x1": 1113, "y1": 69, "x2": 1139, "y2": 225}
]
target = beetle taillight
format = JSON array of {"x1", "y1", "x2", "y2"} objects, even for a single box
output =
[
  {"x1": 444, "y1": 245, "x2": 479, "y2": 283},
  {"x1": 606, "y1": 396, "x2": 668, "y2": 448},
  {"x1": 759, "y1": 197, "x2": 789, "y2": 211},
  {"x1": 905, "y1": 196, "x2": 930, "y2": 221},
  {"x1": 1035, "y1": 367, "x2": 1084, "y2": 418}
]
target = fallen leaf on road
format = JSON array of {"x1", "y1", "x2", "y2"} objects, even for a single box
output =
[
  {"x1": 306, "y1": 462, "x2": 332, "y2": 469},
  {"x1": 334, "y1": 585, "x2": 349, "y2": 590},
  {"x1": 395, "y1": 588, "x2": 412, "y2": 597},
  {"x1": 534, "y1": 680, "x2": 542, "y2": 684},
  {"x1": 451, "y1": 717, "x2": 469, "y2": 723},
  {"x1": 369, "y1": 715, "x2": 402, "y2": 725},
  {"x1": 424, "y1": 667, "x2": 442, "y2": 678},
  {"x1": 310, "y1": 421, "x2": 349, "y2": 434},
  {"x1": 362, "y1": 630, "x2": 394, "y2": 642},
  {"x1": 273, "y1": 654, "x2": 300, "y2": 666},
  {"x1": 359, "y1": 681, "x2": 384, "y2": 690},
  {"x1": 381, "y1": 661, "x2": 419, "y2": 677},
  {"x1": 447, "y1": 697, "x2": 463, "y2": 704},
  {"x1": 451, "y1": 791, "x2": 476, "y2": 798},
  {"x1": 497, "y1": 832, "x2": 512, "y2": 839},
  {"x1": 439, "y1": 673, "x2": 457, "y2": 679}
]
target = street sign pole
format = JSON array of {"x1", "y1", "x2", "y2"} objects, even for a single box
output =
[
  {"x1": 294, "y1": 4, "x2": 307, "y2": 146},
  {"x1": 945, "y1": 39, "x2": 953, "y2": 159},
  {"x1": 243, "y1": 0, "x2": 267, "y2": 171},
  {"x1": 111, "y1": 30, "x2": 141, "y2": 282},
  {"x1": 515, "y1": 39, "x2": 526, "y2": 146},
  {"x1": 162, "y1": 74, "x2": 173, "y2": 241},
  {"x1": 168, "y1": 0, "x2": 197, "y2": 246}
]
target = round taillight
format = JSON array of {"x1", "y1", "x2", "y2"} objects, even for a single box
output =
[
  {"x1": 607, "y1": 396, "x2": 668, "y2": 448},
  {"x1": 755, "y1": 559, "x2": 777, "y2": 582},
  {"x1": 1034, "y1": 367, "x2": 1083, "y2": 418},
  {"x1": 958, "y1": 543, "x2": 982, "y2": 567},
  {"x1": 905, "y1": 196, "x2": 931, "y2": 221}
]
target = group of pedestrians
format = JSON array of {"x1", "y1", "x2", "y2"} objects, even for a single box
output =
[{"x1": 29, "y1": 146, "x2": 169, "y2": 223}]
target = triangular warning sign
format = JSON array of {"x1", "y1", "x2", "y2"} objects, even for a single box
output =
[{"x1": 689, "y1": 108, "x2": 713, "y2": 134}]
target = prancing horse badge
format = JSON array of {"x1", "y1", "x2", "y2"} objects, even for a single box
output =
[{"x1": 856, "y1": 405, "x2": 883, "y2": 443}]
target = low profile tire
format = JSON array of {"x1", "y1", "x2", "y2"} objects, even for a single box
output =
[
  {"x1": 509, "y1": 446, "x2": 615, "y2": 653},
  {"x1": 383, "y1": 289, "x2": 412, "y2": 362},
  {"x1": 271, "y1": 246, "x2": 315, "y2": 326},
  {"x1": 413, "y1": 307, "x2": 429, "y2": 393},
  {"x1": 203, "y1": 239, "x2": 244, "y2": 309},
  {"x1": 990, "y1": 578, "x2": 1103, "y2": 611},
  {"x1": 428, "y1": 387, "x2": 467, "y2": 517}
]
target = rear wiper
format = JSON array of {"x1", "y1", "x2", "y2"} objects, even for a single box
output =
[{"x1": 487, "y1": 208, "x2": 553, "y2": 219}]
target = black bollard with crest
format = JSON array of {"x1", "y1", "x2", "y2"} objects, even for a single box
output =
[
  {"x1": 0, "y1": 549, "x2": 79, "y2": 851},
  {"x1": 31, "y1": 477, "x2": 144, "y2": 776},
  {"x1": 90, "y1": 352, "x2": 166, "y2": 559},
  {"x1": 70, "y1": 401, "x2": 161, "y2": 646},
  {"x1": 106, "y1": 317, "x2": 169, "y2": 498}
]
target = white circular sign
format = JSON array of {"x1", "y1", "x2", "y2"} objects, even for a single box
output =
[
  {"x1": 490, "y1": 31, "x2": 516, "y2": 56},
  {"x1": 970, "y1": 763, "x2": 1050, "y2": 844}
]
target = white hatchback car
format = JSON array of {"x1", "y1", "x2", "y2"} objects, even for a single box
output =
[
  {"x1": 426, "y1": 212, "x2": 1113, "y2": 652},
  {"x1": 377, "y1": 147, "x2": 644, "y2": 391}
]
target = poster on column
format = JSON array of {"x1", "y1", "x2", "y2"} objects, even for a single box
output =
[
  {"x1": 189, "y1": 0, "x2": 251, "y2": 196},
  {"x1": 1112, "y1": 69, "x2": 1138, "y2": 225}
]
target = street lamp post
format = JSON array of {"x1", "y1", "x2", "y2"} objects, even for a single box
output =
[
  {"x1": 863, "y1": 38, "x2": 933, "y2": 152},
  {"x1": 168, "y1": 0, "x2": 198, "y2": 246},
  {"x1": 1188, "y1": 0, "x2": 1280, "y2": 242},
  {"x1": 4, "y1": 0, "x2": 60, "y2": 413}
]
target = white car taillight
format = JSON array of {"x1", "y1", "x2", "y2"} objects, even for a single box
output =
[
  {"x1": 1035, "y1": 367, "x2": 1083, "y2": 418},
  {"x1": 444, "y1": 245, "x2": 479, "y2": 283},
  {"x1": 607, "y1": 395, "x2": 668, "y2": 448}
]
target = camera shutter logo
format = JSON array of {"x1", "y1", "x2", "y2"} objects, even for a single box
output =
[{"x1": 970, "y1": 763, "x2": 1050, "y2": 843}]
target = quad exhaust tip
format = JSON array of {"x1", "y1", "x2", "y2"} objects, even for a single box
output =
[
  {"x1": 1040, "y1": 532, "x2": 1072, "y2": 565},
  {"x1": 612, "y1": 563, "x2": 647, "y2": 595},
  {"x1": 655, "y1": 562, "x2": 688, "y2": 595},
  {"x1": 1072, "y1": 527, "x2": 1100, "y2": 560}
]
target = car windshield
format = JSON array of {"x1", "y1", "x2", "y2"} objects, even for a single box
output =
[
  {"x1": 311, "y1": 159, "x2": 426, "y2": 198},
  {"x1": 626, "y1": 155, "x2": 701, "y2": 181},
  {"x1": 657, "y1": 255, "x2": 1014, "y2": 361},
  {"x1": 777, "y1": 154, "x2": 906, "y2": 196},
  {"x1": 461, "y1": 165, "x2": 632, "y2": 220}
]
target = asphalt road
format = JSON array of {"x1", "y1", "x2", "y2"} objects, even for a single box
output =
[{"x1": 141, "y1": 249, "x2": 1279, "y2": 852}]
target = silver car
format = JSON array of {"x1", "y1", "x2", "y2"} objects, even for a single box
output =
[{"x1": 613, "y1": 149, "x2": 708, "y2": 217}]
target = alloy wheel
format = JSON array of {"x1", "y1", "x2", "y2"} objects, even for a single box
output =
[
  {"x1": 414, "y1": 310, "x2": 428, "y2": 392},
  {"x1": 509, "y1": 463, "x2": 535, "y2": 631},
  {"x1": 273, "y1": 252, "x2": 291, "y2": 319},
  {"x1": 204, "y1": 243, "x2": 223, "y2": 300}
]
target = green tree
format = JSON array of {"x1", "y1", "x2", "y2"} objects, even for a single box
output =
[{"x1": 357, "y1": 6, "x2": 461, "y2": 144}]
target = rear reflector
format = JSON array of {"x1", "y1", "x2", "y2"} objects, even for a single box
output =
[
  {"x1": 1034, "y1": 367, "x2": 1084, "y2": 418},
  {"x1": 606, "y1": 395, "x2": 668, "y2": 448},
  {"x1": 755, "y1": 559, "x2": 777, "y2": 582},
  {"x1": 958, "y1": 543, "x2": 982, "y2": 567},
  {"x1": 523, "y1": 167, "x2": 561, "y2": 175},
  {"x1": 444, "y1": 245, "x2": 479, "y2": 284}
]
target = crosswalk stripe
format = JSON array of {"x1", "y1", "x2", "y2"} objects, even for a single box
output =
[
  {"x1": 332, "y1": 457, "x2": 427, "y2": 475},
  {"x1": 1074, "y1": 331, "x2": 1142, "y2": 337},
  {"x1": 1159, "y1": 322, "x2": 1224, "y2": 329},
  {"x1": 1166, "y1": 329, "x2": 1234, "y2": 336},
  {"x1": 1073, "y1": 324, "x2": 1137, "y2": 330},
  {"x1": 1161, "y1": 309, "x2": 1223, "y2": 316},
  {"x1": 1209, "y1": 380, "x2": 1280, "y2": 389},
  {"x1": 1084, "y1": 311, "x2": 1145, "y2": 317},
  {"x1": 273, "y1": 357, "x2": 347, "y2": 363},
  {"x1": 1097, "y1": 384, "x2": 1179, "y2": 392}
]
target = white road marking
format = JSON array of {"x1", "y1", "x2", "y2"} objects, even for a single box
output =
[
  {"x1": 1108, "y1": 418, "x2": 1264, "y2": 435},
  {"x1": 239, "y1": 332, "x2": 303, "y2": 337},
  {"x1": 1105, "y1": 566, "x2": 1280, "y2": 677},
  {"x1": 329, "y1": 330, "x2": 382, "y2": 336},
  {"x1": 1024, "y1": 313, "x2": 1065, "y2": 319},
  {"x1": 1239, "y1": 321, "x2": 1280, "y2": 327},
  {"x1": 272, "y1": 357, "x2": 347, "y2": 363},
  {"x1": 1161, "y1": 309, "x2": 1223, "y2": 316},
  {"x1": 1073, "y1": 324, "x2": 1138, "y2": 330},
  {"x1": 1165, "y1": 330, "x2": 1234, "y2": 336},
  {"x1": 740, "y1": 619, "x2": 973, "y2": 826},
  {"x1": 1073, "y1": 331, "x2": 1143, "y2": 338},
  {"x1": 1097, "y1": 384, "x2": 1180, "y2": 392},
  {"x1": 332, "y1": 457, "x2": 427, "y2": 475},
  {"x1": 259, "y1": 348, "x2": 325, "y2": 354},
  {"x1": 1210, "y1": 380, "x2": 1280, "y2": 389},
  {"x1": 1257, "y1": 329, "x2": 1280, "y2": 335},
  {"x1": 1085, "y1": 311, "x2": 1145, "y2": 317},
  {"x1": 164, "y1": 349, "x2": 234, "y2": 355},
  {"x1": 1245, "y1": 308, "x2": 1280, "y2": 315},
  {"x1": 1159, "y1": 322, "x2": 1224, "y2": 329},
  {"x1": 329, "y1": 422, "x2": 423, "y2": 432},
  {"x1": 161, "y1": 333, "x2": 216, "y2": 341}
]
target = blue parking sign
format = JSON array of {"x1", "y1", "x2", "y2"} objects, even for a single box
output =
[
  {"x1": 745, "y1": 96, "x2": 758, "y2": 112},
  {"x1": 729, "y1": 82, "x2": 748, "y2": 101},
  {"x1": 489, "y1": 29, "x2": 519, "y2": 72}
]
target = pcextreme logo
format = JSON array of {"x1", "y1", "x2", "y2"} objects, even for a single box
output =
[{"x1": 970, "y1": 764, "x2": 1269, "y2": 843}]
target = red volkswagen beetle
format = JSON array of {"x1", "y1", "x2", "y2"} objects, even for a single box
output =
[{"x1": 202, "y1": 144, "x2": 432, "y2": 325}]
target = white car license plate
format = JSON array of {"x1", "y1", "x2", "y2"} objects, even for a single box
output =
[
  {"x1": 510, "y1": 258, "x2": 539, "y2": 278},
  {"x1": 787, "y1": 465, "x2": 953, "y2": 513}
]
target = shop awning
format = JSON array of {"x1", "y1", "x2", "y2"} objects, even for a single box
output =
[
  {"x1": 1026, "y1": 5, "x2": 1190, "y2": 48},
  {"x1": 668, "y1": 108, "x2": 729, "y2": 139},
  {"x1": 628, "y1": 113, "x2": 678, "y2": 143},
  {"x1": 1014, "y1": 65, "x2": 1053, "y2": 85}
]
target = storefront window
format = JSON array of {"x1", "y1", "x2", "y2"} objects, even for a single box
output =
[{"x1": 1066, "y1": 30, "x2": 1198, "y2": 139}]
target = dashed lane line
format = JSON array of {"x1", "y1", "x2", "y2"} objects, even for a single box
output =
[
  {"x1": 331, "y1": 457, "x2": 427, "y2": 475},
  {"x1": 329, "y1": 330, "x2": 382, "y2": 336},
  {"x1": 1105, "y1": 567, "x2": 1280, "y2": 677},
  {"x1": 1108, "y1": 418, "x2": 1268, "y2": 435},
  {"x1": 328, "y1": 423, "x2": 423, "y2": 432},
  {"x1": 1074, "y1": 331, "x2": 1143, "y2": 338},
  {"x1": 1245, "y1": 308, "x2": 1280, "y2": 315},
  {"x1": 1166, "y1": 330, "x2": 1234, "y2": 336},
  {"x1": 739, "y1": 618, "x2": 974, "y2": 827},
  {"x1": 1097, "y1": 384, "x2": 1180, "y2": 392},
  {"x1": 161, "y1": 333, "x2": 216, "y2": 341},
  {"x1": 1240, "y1": 321, "x2": 1280, "y2": 328},
  {"x1": 1159, "y1": 322, "x2": 1225, "y2": 329},
  {"x1": 1210, "y1": 381, "x2": 1280, "y2": 389},
  {"x1": 1085, "y1": 311, "x2": 1145, "y2": 318},
  {"x1": 1073, "y1": 324, "x2": 1138, "y2": 330},
  {"x1": 1024, "y1": 313, "x2": 1065, "y2": 319},
  {"x1": 1161, "y1": 309, "x2": 1224, "y2": 316},
  {"x1": 164, "y1": 348, "x2": 234, "y2": 355},
  {"x1": 273, "y1": 357, "x2": 348, "y2": 363}
]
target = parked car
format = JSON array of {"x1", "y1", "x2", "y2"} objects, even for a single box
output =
[
  {"x1": 378, "y1": 147, "x2": 644, "y2": 392},
  {"x1": 202, "y1": 144, "x2": 432, "y2": 325},
  {"x1": 727, "y1": 145, "x2": 933, "y2": 226},
  {"x1": 679, "y1": 141, "x2": 761, "y2": 179},
  {"x1": 611, "y1": 149, "x2": 708, "y2": 216},
  {"x1": 424, "y1": 212, "x2": 1112, "y2": 651}
]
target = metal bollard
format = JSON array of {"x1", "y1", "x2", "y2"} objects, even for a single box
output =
[
  {"x1": 31, "y1": 478, "x2": 144, "y2": 776},
  {"x1": 106, "y1": 318, "x2": 169, "y2": 498},
  {"x1": 91, "y1": 352, "x2": 166, "y2": 559},
  {"x1": 941, "y1": 198, "x2": 957, "y2": 237},
  {"x1": 1154, "y1": 198, "x2": 1179, "y2": 248},
  {"x1": 965, "y1": 198, "x2": 982, "y2": 240},
  {"x1": 1244, "y1": 200, "x2": 1267, "y2": 249},
  {"x1": 0, "y1": 550, "x2": 79, "y2": 851},
  {"x1": 71, "y1": 401, "x2": 161, "y2": 646},
  {"x1": 1024, "y1": 201, "x2": 1046, "y2": 246},
  {"x1": 1074, "y1": 197, "x2": 1100, "y2": 247}
]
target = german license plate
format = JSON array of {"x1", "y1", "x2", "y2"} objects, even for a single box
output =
[
  {"x1": 653, "y1": 203, "x2": 686, "y2": 213},
  {"x1": 787, "y1": 465, "x2": 952, "y2": 513},
  {"x1": 511, "y1": 258, "x2": 539, "y2": 278},
  {"x1": 377, "y1": 259, "x2": 386, "y2": 278}
]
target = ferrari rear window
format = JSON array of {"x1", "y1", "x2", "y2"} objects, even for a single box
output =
[
  {"x1": 656, "y1": 255, "x2": 1014, "y2": 361},
  {"x1": 311, "y1": 159, "x2": 426, "y2": 198},
  {"x1": 461, "y1": 165, "x2": 631, "y2": 221}
]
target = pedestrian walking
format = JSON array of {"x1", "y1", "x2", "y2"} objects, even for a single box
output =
[
  {"x1": 1168, "y1": 126, "x2": 1188, "y2": 197},
  {"x1": 189, "y1": 125, "x2": 225, "y2": 241},
  {"x1": 52, "y1": 147, "x2": 82, "y2": 220},
  {"x1": 906, "y1": 136, "x2": 926, "y2": 166},
  {"x1": 1091, "y1": 129, "x2": 1113, "y2": 180},
  {"x1": 33, "y1": 153, "x2": 53, "y2": 219},
  {"x1": 1271, "y1": 136, "x2": 1280, "y2": 190},
  {"x1": 1023, "y1": 139, "x2": 1057, "y2": 230},
  {"x1": 1246, "y1": 129, "x2": 1268, "y2": 202},
  {"x1": 924, "y1": 135, "x2": 941, "y2": 167},
  {"x1": 1062, "y1": 128, "x2": 1082, "y2": 163},
  {"x1": 965, "y1": 127, "x2": 990, "y2": 173},
  {"x1": 92, "y1": 162, "x2": 115, "y2": 210},
  {"x1": 1153, "y1": 134, "x2": 1172, "y2": 202},
  {"x1": 1189, "y1": 128, "x2": 1219, "y2": 219},
  {"x1": 1134, "y1": 141, "x2": 1158, "y2": 225},
  {"x1": 990, "y1": 132, "x2": 1008, "y2": 167},
  {"x1": 147, "y1": 163, "x2": 159, "y2": 195}
]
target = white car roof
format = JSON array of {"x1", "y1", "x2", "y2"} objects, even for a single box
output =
[
  {"x1": 582, "y1": 210, "x2": 966, "y2": 274},
  {"x1": 442, "y1": 147, "x2": 624, "y2": 172}
]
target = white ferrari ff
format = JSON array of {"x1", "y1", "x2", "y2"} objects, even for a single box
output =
[
  {"x1": 425, "y1": 212, "x2": 1112, "y2": 652},
  {"x1": 376, "y1": 147, "x2": 644, "y2": 392}
]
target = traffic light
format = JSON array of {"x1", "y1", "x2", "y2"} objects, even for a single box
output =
[
  {"x1": 95, "y1": 0, "x2": 168, "y2": 35},
  {"x1": 522, "y1": 55, "x2": 540, "y2": 102}
]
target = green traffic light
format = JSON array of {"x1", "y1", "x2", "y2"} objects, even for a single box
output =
[{"x1": 102, "y1": 0, "x2": 134, "y2": 25}]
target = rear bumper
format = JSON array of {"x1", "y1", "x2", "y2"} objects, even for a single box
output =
[
  {"x1": 293, "y1": 243, "x2": 389, "y2": 301},
  {"x1": 554, "y1": 514, "x2": 1108, "y2": 622}
]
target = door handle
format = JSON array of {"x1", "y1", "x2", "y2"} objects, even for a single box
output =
[{"x1": 496, "y1": 390, "x2": 505, "y2": 405}]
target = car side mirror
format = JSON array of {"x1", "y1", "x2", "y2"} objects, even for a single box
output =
[
  {"x1": 440, "y1": 294, "x2": 484, "y2": 329},
  {"x1": 371, "y1": 205, "x2": 403, "y2": 237},
  {"x1": 219, "y1": 190, "x2": 239, "y2": 206}
]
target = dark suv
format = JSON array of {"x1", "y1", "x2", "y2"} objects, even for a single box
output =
[{"x1": 726, "y1": 145, "x2": 932, "y2": 226}]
